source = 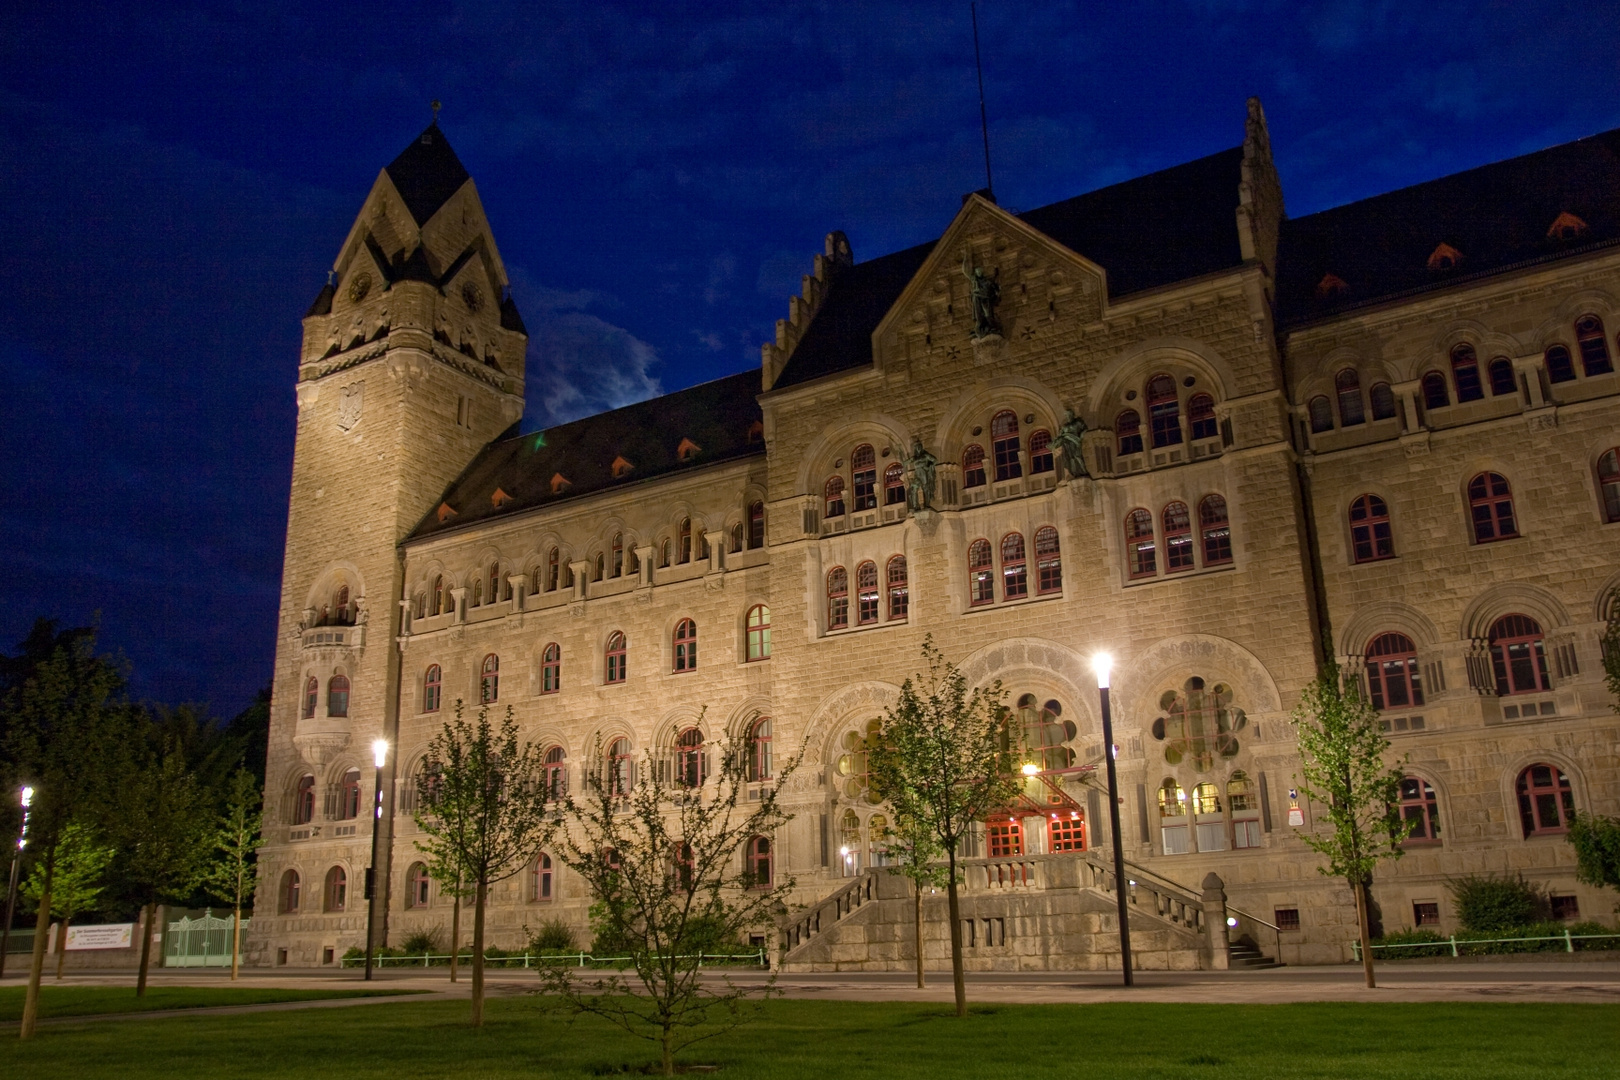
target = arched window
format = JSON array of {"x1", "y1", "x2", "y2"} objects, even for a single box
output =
[
  {"x1": 1349, "y1": 494, "x2": 1394, "y2": 562},
  {"x1": 659, "y1": 539, "x2": 672, "y2": 567},
  {"x1": 1369, "y1": 382, "x2": 1397, "y2": 421},
  {"x1": 1336, "y1": 370, "x2": 1365, "y2": 426},
  {"x1": 334, "y1": 585, "x2": 351, "y2": 624},
  {"x1": 541, "y1": 643, "x2": 561, "y2": 694},
  {"x1": 826, "y1": 566, "x2": 849, "y2": 629},
  {"x1": 1450, "y1": 344, "x2": 1484, "y2": 402},
  {"x1": 593, "y1": 553, "x2": 604, "y2": 582},
  {"x1": 1199, "y1": 495, "x2": 1232, "y2": 566},
  {"x1": 747, "y1": 501, "x2": 766, "y2": 548},
  {"x1": 1516, "y1": 764, "x2": 1575, "y2": 836},
  {"x1": 1307, "y1": 396, "x2": 1334, "y2": 433},
  {"x1": 852, "y1": 444, "x2": 878, "y2": 511},
  {"x1": 675, "y1": 728, "x2": 706, "y2": 788},
  {"x1": 673, "y1": 618, "x2": 698, "y2": 672},
  {"x1": 294, "y1": 775, "x2": 315, "y2": 826},
  {"x1": 1126, "y1": 509, "x2": 1157, "y2": 578},
  {"x1": 962, "y1": 445, "x2": 987, "y2": 488},
  {"x1": 856, "y1": 561, "x2": 880, "y2": 624},
  {"x1": 1545, "y1": 344, "x2": 1576, "y2": 384},
  {"x1": 1489, "y1": 615, "x2": 1550, "y2": 695},
  {"x1": 407, "y1": 862, "x2": 431, "y2": 908},
  {"x1": 547, "y1": 548, "x2": 560, "y2": 591},
  {"x1": 471, "y1": 578, "x2": 483, "y2": 607},
  {"x1": 1228, "y1": 771, "x2": 1260, "y2": 849},
  {"x1": 884, "y1": 463, "x2": 905, "y2": 504},
  {"x1": 1576, "y1": 315, "x2": 1614, "y2": 376},
  {"x1": 679, "y1": 518, "x2": 693, "y2": 563},
  {"x1": 745, "y1": 605, "x2": 771, "y2": 661},
  {"x1": 413, "y1": 592, "x2": 426, "y2": 619},
  {"x1": 302, "y1": 677, "x2": 318, "y2": 719},
  {"x1": 489, "y1": 564, "x2": 501, "y2": 603},
  {"x1": 533, "y1": 852, "x2": 553, "y2": 901},
  {"x1": 1029, "y1": 430, "x2": 1054, "y2": 472},
  {"x1": 1013, "y1": 695, "x2": 1075, "y2": 772},
  {"x1": 280, "y1": 869, "x2": 301, "y2": 913},
  {"x1": 886, "y1": 557, "x2": 909, "y2": 620},
  {"x1": 1147, "y1": 374, "x2": 1182, "y2": 448},
  {"x1": 1192, "y1": 781, "x2": 1225, "y2": 852},
  {"x1": 1399, "y1": 777, "x2": 1440, "y2": 844},
  {"x1": 543, "y1": 746, "x2": 567, "y2": 798},
  {"x1": 338, "y1": 768, "x2": 361, "y2": 820},
  {"x1": 1421, "y1": 371, "x2": 1450, "y2": 410},
  {"x1": 1163, "y1": 502, "x2": 1193, "y2": 572},
  {"x1": 528, "y1": 566, "x2": 540, "y2": 595},
  {"x1": 423, "y1": 664, "x2": 442, "y2": 712},
  {"x1": 480, "y1": 654, "x2": 499, "y2": 703},
  {"x1": 992, "y1": 410, "x2": 1022, "y2": 480},
  {"x1": 748, "y1": 718, "x2": 772, "y2": 783},
  {"x1": 1034, "y1": 526, "x2": 1061, "y2": 594},
  {"x1": 1157, "y1": 778, "x2": 1188, "y2": 854},
  {"x1": 823, "y1": 475, "x2": 846, "y2": 518},
  {"x1": 1488, "y1": 358, "x2": 1516, "y2": 397},
  {"x1": 1597, "y1": 448, "x2": 1620, "y2": 523},
  {"x1": 1366, "y1": 632, "x2": 1423, "y2": 710},
  {"x1": 748, "y1": 835, "x2": 772, "y2": 888},
  {"x1": 327, "y1": 675, "x2": 350, "y2": 718},
  {"x1": 324, "y1": 866, "x2": 347, "y2": 912},
  {"x1": 1116, "y1": 409, "x2": 1143, "y2": 455},
  {"x1": 1000, "y1": 532, "x2": 1027, "y2": 599},
  {"x1": 968, "y1": 539, "x2": 994, "y2": 606},
  {"x1": 1467, "y1": 472, "x2": 1517, "y2": 543},
  {"x1": 432, "y1": 575, "x2": 444, "y2": 615},
  {"x1": 1188, "y1": 394, "x2": 1217, "y2": 440},
  {"x1": 608, "y1": 737, "x2": 633, "y2": 796},
  {"x1": 611, "y1": 534, "x2": 624, "y2": 577},
  {"x1": 605, "y1": 633, "x2": 627, "y2": 684}
]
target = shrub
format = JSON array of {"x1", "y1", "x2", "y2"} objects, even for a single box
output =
[
  {"x1": 530, "y1": 918, "x2": 577, "y2": 954},
  {"x1": 1445, "y1": 874, "x2": 1551, "y2": 932},
  {"x1": 1374, "y1": 928, "x2": 1450, "y2": 958},
  {"x1": 1567, "y1": 813, "x2": 1620, "y2": 896},
  {"x1": 401, "y1": 928, "x2": 444, "y2": 956}
]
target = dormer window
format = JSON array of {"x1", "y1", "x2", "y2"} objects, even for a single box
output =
[
  {"x1": 611, "y1": 456, "x2": 634, "y2": 478},
  {"x1": 676, "y1": 438, "x2": 701, "y2": 462},
  {"x1": 746, "y1": 421, "x2": 764, "y2": 443},
  {"x1": 1427, "y1": 243, "x2": 1463, "y2": 271},
  {"x1": 550, "y1": 473, "x2": 572, "y2": 495},
  {"x1": 1315, "y1": 273, "x2": 1348, "y2": 299},
  {"x1": 437, "y1": 502, "x2": 457, "y2": 523},
  {"x1": 1547, "y1": 212, "x2": 1587, "y2": 241},
  {"x1": 491, "y1": 487, "x2": 514, "y2": 509}
]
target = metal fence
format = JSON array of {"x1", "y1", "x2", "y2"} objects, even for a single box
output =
[
  {"x1": 339, "y1": 949, "x2": 768, "y2": 970},
  {"x1": 1352, "y1": 931, "x2": 1620, "y2": 959},
  {"x1": 164, "y1": 909, "x2": 250, "y2": 968}
]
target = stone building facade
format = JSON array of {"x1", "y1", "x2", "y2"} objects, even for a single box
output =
[{"x1": 252, "y1": 102, "x2": 1620, "y2": 969}]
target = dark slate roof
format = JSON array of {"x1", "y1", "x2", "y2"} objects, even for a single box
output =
[
  {"x1": 304, "y1": 282, "x2": 334, "y2": 318},
  {"x1": 408, "y1": 370, "x2": 764, "y2": 540},
  {"x1": 773, "y1": 147, "x2": 1246, "y2": 389},
  {"x1": 386, "y1": 123, "x2": 472, "y2": 227},
  {"x1": 1278, "y1": 127, "x2": 1620, "y2": 326}
]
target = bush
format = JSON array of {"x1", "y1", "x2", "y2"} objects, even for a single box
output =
[
  {"x1": 529, "y1": 918, "x2": 577, "y2": 954},
  {"x1": 1445, "y1": 874, "x2": 1551, "y2": 932},
  {"x1": 1374, "y1": 928, "x2": 1450, "y2": 958},
  {"x1": 1374, "y1": 921, "x2": 1620, "y2": 959},
  {"x1": 400, "y1": 928, "x2": 444, "y2": 956},
  {"x1": 1567, "y1": 812, "x2": 1620, "y2": 894}
]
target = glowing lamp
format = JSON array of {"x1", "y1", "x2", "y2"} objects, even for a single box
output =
[
  {"x1": 19, "y1": 786, "x2": 33, "y2": 808},
  {"x1": 1090, "y1": 652, "x2": 1113, "y2": 689},
  {"x1": 1020, "y1": 762, "x2": 1039, "y2": 777},
  {"x1": 372, "y1": 739, "x2": 389, "y2": 769}
]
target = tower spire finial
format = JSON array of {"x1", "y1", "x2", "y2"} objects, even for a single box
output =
[
  {"x1": 431, "y1": 99, "x2": 441, "y2": 123},
  {"x1": 970, "y1": 0, "x2": 994, "y2": 200}
]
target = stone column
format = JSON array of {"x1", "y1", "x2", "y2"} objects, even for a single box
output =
[
  {"x1": 1201, "y1": 872, "x2": 1230, "y2": 970},
  {"x1": 569, "y1": 561, "x2": 589, "y2": 602},
  {"x1": 636, "y1": 545, "x2": 655, "y2": 588},
  {"x1": 508, "y1": 574, "x2": 527, "y2": 613},
  {"x1": 450, "y1": 587, "x2": 467, "y2": 624}
]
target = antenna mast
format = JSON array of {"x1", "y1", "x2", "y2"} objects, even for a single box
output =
[{"x1": 971, "y1": 0, "x2": 994, "y2": 199}]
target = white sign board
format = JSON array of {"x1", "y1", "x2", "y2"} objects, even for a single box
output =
[{"x1": 65, "y1": 923, "x2": 134, "y2": 951}]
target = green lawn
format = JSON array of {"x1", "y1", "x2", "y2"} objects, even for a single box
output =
[
  {"x1": 3, "y1": 996, "x2": 1617, "y2": 1078},
  {"x1": 0, "y1": 985, "x2": 417, "y2": 1022}
]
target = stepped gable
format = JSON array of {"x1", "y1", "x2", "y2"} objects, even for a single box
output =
[
  {"x1": 385, "y1": 122, "x2": 473, "y2": 227},
  {"x1": 773, "y1": 147, "x2": 1247, "y2": 389},
  {"x1": 409, "y1": 369, "x2": 764, "y2": 539},
  {"x1": 1277, "y1": 127, "x2": 1620, "y2": 325}
]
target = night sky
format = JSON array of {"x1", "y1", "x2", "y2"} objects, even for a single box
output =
[{"x1": 2, "y1": 2, "x2": 1617, "y2": 716}]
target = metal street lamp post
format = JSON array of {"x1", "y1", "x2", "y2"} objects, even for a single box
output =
[
  {"x1": 1092, "y1": 654, "x2": 1134, "y2": 986},
  {"x1": 363, "y1": 739, "x2": 388, "y2": 982},
  {"x1": 1, "y1": 785, "x2": 35, "y2": 979}
]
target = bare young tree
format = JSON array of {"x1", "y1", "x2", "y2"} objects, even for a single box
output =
[
  {"x1": 414, "y1": 701, "x2": 551, "y2": 1026},
  {"x1": 537, "y1": 721, "x2": 796, "y2": 1077},
  {"x1": 197, "y1": 769, "x2": 264, "y2": 980}
]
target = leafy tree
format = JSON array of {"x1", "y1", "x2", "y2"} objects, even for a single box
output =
[
  {"x1": 21, "y1": 820, "x2": 114, "y2": 979},
  {"x1": 1567, "y1": 813, "x2": 1620, "y2": 903},
  {"x1": 1290, "y1": 661, "x2": 1413, "y2": 988},
  {"x1": 1603, "y1": 590, "x2": 1620, "y2": 714},
  {"x1": 197, "y1": 769, "x2": 264, "y2": 979},
  {"x1": 537, "y1": 724, "x2": 796, "y2": 1076},
  {"x1": 872, "y1": 812, "x2": 945, "y2": 989},
  {"x1": 414, "y1": 701, "x2": 551, "y2": 1026},
  {"x1": 866, "y1": 638, "x2": 1019, "y2": 1018}
]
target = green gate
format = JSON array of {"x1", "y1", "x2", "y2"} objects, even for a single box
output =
[{"x1": 164, "y1": 909, "x2": 250, "y2": 967}]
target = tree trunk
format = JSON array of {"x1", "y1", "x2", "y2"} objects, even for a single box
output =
[
  {"x1": 469, "y1": 877, "x2": 487, "y2": 1027},
  {"x1": 1354, "y1": 876, "x2": 1376, "y2": 989},
  {"x1": 449, "y1": 874, "x2": 461, "y2": 983},
  {"x1": 54, "y1": 917, "x2": 70, "y2": 979},
  {"x1": 946, "y1": 846, "x2": 965, "y2": 1017},
  {"x1": 136, "y1": 899, "x2": 157, "y2": 997},
  {"x1": 230, "y1": 904, "x2": 241, "y2": 981},
  {"x1": 662, "y1": 1020, "x2": 675, "y2": 1076},
  {"x1": 913, "y1": 879, "x2": 925, "y2": 989},
  {"x1": 19, "y1": 863, "x2": 52, "y2": 1040}
]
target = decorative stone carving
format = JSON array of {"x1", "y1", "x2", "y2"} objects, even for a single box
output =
[{"x1": 338, "y1": 381, "x2": 364, "y2": 431}]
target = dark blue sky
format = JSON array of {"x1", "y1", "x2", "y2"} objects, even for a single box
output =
[{"x1": 2, "y1": 2, "x2": 1617, "y2": 715}]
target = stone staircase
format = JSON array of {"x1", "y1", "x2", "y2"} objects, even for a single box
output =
[{"x1": 1227, "y1": 938, "x2": 1284, "y2": 969}]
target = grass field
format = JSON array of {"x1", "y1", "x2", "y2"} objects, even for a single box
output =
[
  {"x1": 4, "y1": 996, "x2": 1618, "y2": 1078},
  {"x1": 0, "y1": 985, "x2": 417, "y2": 1022}
]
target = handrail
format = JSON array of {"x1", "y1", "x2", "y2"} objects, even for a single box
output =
[
  {"x1": 338, "y1": 949, "x2": 767, "y2": 969},
  {"x1": 1118, "y1": 857, "x2": 1203, "y2": 905},
  {"x1": 1352, "y1": 931, "x2": 1620, "y2": 959},
  {"x1": 1226, "y1": 905, "x2": 1280, "y2": 932}
]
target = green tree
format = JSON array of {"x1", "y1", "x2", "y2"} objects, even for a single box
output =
[
  {"x1": 1566, "y1": 813, "x2": 1620, "y2": 903},
  {"x1": 197, "y1": 769, "x2": 264, "y2": 980},
  {"x1": 20, "y1": 819, "x2": 114, "y2": 979},
  {"x1": 866, "y1": 638, "x2": 1019, "y2": 1018},
  {"x1": 537, "y1": 722, "x2": 796, "y2": 1077},
  {"x1": 1290, "y1": 661, "x2": 1413, "y2": 988},
  {"x1": 1602, "y1": 589, "x2": 1620, "y2": 713},
  {"x1": 872, "y1": 812, "x2": 945, "y2": 989},
  {"x1": 414, "y1": 701, "x2": 551, "y2": 1026}
]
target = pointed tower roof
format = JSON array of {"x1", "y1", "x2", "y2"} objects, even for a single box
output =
[{"x1": 385, "y1": 122, "x2": 472, "y2": 226}]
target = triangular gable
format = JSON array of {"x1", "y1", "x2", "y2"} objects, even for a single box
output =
[{"x1": 329, "y1": 164, "x2": 508, "y2": 293}]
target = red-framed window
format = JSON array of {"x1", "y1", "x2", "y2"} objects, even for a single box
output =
[
  {"x1": 674, "y1": 728, "x2": 705, "y2": 787},
  {"x1": 1399, "y1": 776, "x2": 1441, "y2": 844},
  {"x1": 280, "y1": 869, "x2": 301, "y2": 913},
  {"x1": 1336, "y1": 369, "x2": 1365, "y2": 425},
  {"x1": 1488, "y1": 358, "x2": 1516, "y2": 397},
  {"x1": 1598, "y1": 449, "x2": 1620, "y2": 523},
  {"x1": 334, "y1": 585, "x2": 351, "y2": 624},
  {"x1": 968, "y1": 540, "x2": 994, "y2": 606},
  {"x1": 1163, "y1": 501, "x2": 1194, "y2": 572},
  {"x1": 1034, "y1": 526, "x2": 1061, "y2": 595},
  {"x1": 1000, "y1": 532, "x2": 1027, "y2": 600},
  {"x1": 1199, "y1": 495, "x2": 1232, "y2": 566},
  {"x1": 541, "y1": 643, "x2": 561, "y2": 693},
  {"x1": 607, "y1": 738, "x2": 632, "y2": 796},
  {"x1": 672, "y1": 618, "x2": 698, "y2": 672},
  {"x1": 479, "y1": 654, "x2": 499, "y2": 703},
  {"x1": 1576, "y1": 315, "x2": 1614, "y2": 376},
  {"x1": 1366, "y1": 632, "x2": 1424, "y2": 710},
  {"x1": 987, "y1": 818, "x2": 1023, "y2": 857},
  {"x1": 605, "y1": 632, "x2": 627, "y2": 684},
  {"x1": 884, "y1": 463, "x2": 905, "y2": 505},
  {"x1": 746, "y1": 604, "x2": 771, "y2": 661},
  {"x1": 747, "y1": 501, "x2": 765, "y2": 548},
  {"x1": 747, "y1": 718, "x2": 772, "y2": 783},
  {"x1": 431, "y1": 574, "x2": 444, "y2": 614},
  {"x1": 294, "y1": 775, "x2": 315, "y2": 825},
  {"x1": 1545, "y1": 344, "x2": 1576, "y2": 384},
  {"x1": 1308, "y1": 396, "x2": 1333, "y2": 433},
  {"x1": 962, "y1": 445, "x2": 987, "y2": 488},
  {"x1": 1467, "y1": 472, "x2": 1517, "y2": 543},
  {"x1": 1047, "y1": 814, "x2": 1085, "y2": 852},
  {"x1": 1349, "y1": 494, "x2": 1394, "y2": 562},
  {"x1": 823, "y1": 475, "x2": 846, "y2": 518},
  {"x1": 327, "y1": 675, "x2": 350, "y2": 717},
  {"x1": 324, "y1": 866, "x2": 347, "y2": 912},
  {"x1": 423, "y1": 664, "x2": 442, "y2": 711},
  {"x1": 1228, "y1": 772, "x2": 1260, "y2": 848},
  {"x1": 1516, "y1": 764, "x2": 1575, "y2": 836},
  {"x1": 826, "y1": 567, "x2": 849, "y2": 629},
  {"x1": 852, "y1": 444, "x2": 878, "y2": 511},
  {"x1": 886, "y1": 556, "x2": 909, "y2": 620},
  {"x1": 1126, "y1": 508, "x2": 1156, "y2": 578},
  {"x1": 610, "y1": 534, "x2": 623, "y2": 578},
  {"x1": 1116, "y1": 409, "x2": 1143, "y2": 455},
  {"x1": 338, "y1": 768, "x2": 361, "y2": 820},
  {"x1": 856, "y1": 561, "x2": 880, "y2": 625},
  {"x1": 1147, "y1": 373, "x2": 1182, "y2": 447},
  {"x1": 748, "y1": 835, "x2": 772, "y2": 888},
  {"x1": 1029, "y1": 430, "x2": 1053, "y2": 473},
  {"x1": 408, "y1": 862, "x2": 431, "y2": 908},
  {"x1": 533, "y1": 852, "x2": 553, "y2": 901},
  {"x1": 992, "y1": 410, "x2": 1022, "y2": 480},
  {"x1": 1188, "y1": 393, "x2": 1217, "y2": 440},
  {"x1": 679, "y1": 517, "x2": 693, "y2": 563},
  {"x1": 543, "y1": 746, "x2": 567, "y2": 798},
  {"x1": 1489, "y1": 614, "x2": 1551, "y2": 695},
  {"x1": 1421, "y1": 371, "x2": 1450, "y2": 410},
  {"x1": 1450, "y1": 344, "x2": 1484, "y2": 402},
  {"x1": 303, "y1": 677, "x2": 318, "y2": 719},
  {"x1": 1370, "y1": 383, "x2": 1397, "y2": 421},
  {"x1": 545, "y1": 548, "x2": 559, "y2": 591}
]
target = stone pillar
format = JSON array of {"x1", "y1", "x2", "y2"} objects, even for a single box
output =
[
  {"x1": 1201, "y1": 872, "x2": 1230, "y2": 970},
  {"x1": 1511, "y1": 353, "x2": 1548, "y2": 408},
  {"x1": 569, "y1": 561, "x2": 589, "y2": 602},
  {"x1": 508, "y1": 574, "x2": 527, "y2": 613},
  {"x1": 450, "y1": 587, "x2": 467, "y2": 624},
  {"x1": 636, "y1": 545, "x2": 655, "y2": 588}
]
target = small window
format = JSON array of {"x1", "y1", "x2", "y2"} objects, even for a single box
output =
[
  {"x1": 1126, "y1": 509, "x2": 1157, "y2": 578},
  {"x1": 541, "y1": 643, "x2": 561, "y2": 694},
  {"x1": 302, "y1": 677, "x2": 318, "y2": 719},
  {"x1": 679, "y1": 518, "x2": 693, "y2": 563},
  {"x1": 1399, "y1": 776, "x2": 1440, "y2": 843},
  {"x1": 1275, "y1": 908, "x2": 1300, "y2": 931},
  {"x1": 1467, "y1": 472, "x2": 1517, "y2": 543},
  {"x1": 659, "y1": 539, "x2": 671, "y2": 567},
  {"x1": 324, "y1": 866, "x2": 347, "y2": 912},
  {"x1": 1488, "y1": 358, "x2": 1516, "y2": 397},
  {"x1": 746, "y1": 604, "x2": 772, "y2": 661},
  {"x1": 856, "y1": 561, "x2": 879, "y2": 625},
  {"x1": 607, "y1": 738, "x2": 633, "y2": 796},
  {"x1": 1516, "y1": 764, "x2": 1574, "y2": 836},
  {"x1": 1597, "y1": 449, "x2": 1620, "y2": 523},
  {"x1": 674, "y1": 728, "x2": 706, "y2": 788},
  {"x1": 1048, "y1": 815, "x2": 1085, "y2": 852},
  {"x1": 547, "y1": 549, "x2": 560, "y2": 591},
  {"x1": 823, "y1": 476, "x2": 846, "y2": 518},
  {"x1": 480, "y1": 653, "x2": 499, "y2": 703},
  {"x1": 327, "y1": 675, "x2": 350, "y2": 718},
  {"x1": 1307, "y1": 395, "x2": 1334, "y2": 434},
  {"x1": 886, "y1": 556, "x2": 909, "y2": 619},
  {"x1": 672, "y1": 619, "x2": 698, "y2": 672},
  {"x1": 884, "y1": 463, "x2": 906, "y2": 505},
  {"x1": 968, "y1": 540, "x2": 994, "y2": 606},
  {"x1": 294, "y1": 775, "x2": 315, "y2": 826},
  {"x1": 407, "y1": 862, "x2": 431, "y2": 908},
  {"x1": 338, "y1": 768, "x2": 361, "y2": 820},
  {"x1": 962, "y1": 445, "x2": 987, "y2": 488},
  {"x1": 1000, "y1": 533, "x2": 1027, "y2": 600},
  {"x1": 533, "y1": 853, "x2": 553, "y2": 901},
  {"x1": 991, "y1": 411, "x2": 1022, "y2": 481},
  {"x1": 1450, "y1": 344, "x2": 1484, "y2": 402},
  {"x1": 543, "y1": 746, "x2": 567, "y2": 798},
  {"x1": 611, "y1": 534, "x2": 624, "y2": 578},
  {"x1": 1335, "y1": 370, "x2": 1365, "y2": 426},
  {"x1": 1116, "y1": 410, "x2": 1143, "y2": 456},
  {"x1": 1551, "y1": 894, "x2": 1581, "y2": 921},
  {"x1": 1414, "y1": 901, "x2": 1441, "y2": 926},
  {"x1": 748, "y1": 835, "x2": 772, "y2": 888},
  {"x1": 747, "y1": 718, "x2": 772, "y2": 782},
  {"x1": 1421, "y1": 371, "x2": 1450, "y2": 411},
  {"x1": 1147, "y1": 374, "x2": 1182, "y2": 448},
  {"x1": 1199, "y1": 495, "x2": 1232, "y2": 566},
  {"x1": 1367, "y1": 632, "x2": 1423, "y2": 710},
  {"x1": 1188, "y1": 394, "x2": 1217, "y2": 440},
  {"x1": 852, "y1": 444, "x2": 878, "y2": 511},
  {"x1": 1545, "y1": 345, "x2": 1576, "y2": 384},
  {"x1": 1349, "y1": 494, "x2": 1394, "y2": 562},
  {"x1": 280, "y1": 869, "x2": 301, "y2": 913},
  {"x1": 423, "y1": 664, "x2": 442, "y2": 712},
  {"x1": 987, "y1": 818, "x2": 1023, "y2": 857},
  {"x1": 1034, "y1": 526, "x2": 1061, "y2": 595},
  {"x1": 605, "y1": 632, "x2": 627, "y2": 684},
  {"x1": 471, "y1": 578, "x2": 483, "y2": 607},
  {"x1": 1163, "y1": 502, "x2": 1193, "y2": 573},
  {"x1": 593, "y1": 553, "x2": 604, "y2": 582},
  {"x1": 1029, "y1": 430, "x2": 1054, "y2": 473},
  {"x1": 1489, "y1": 614, "x2": 1550, "y2": 696},
  {"x1": 826, "y1": 567, "x2": 849, "y2": 629},
  {"x1": 1369, "y1": 382, "x2": 1397, "y2": 421},
  {"x1": 334, "y1": 585, "x2": 351, "y2": 624},
  {"x1": 747, "y1": 501, "x2": 765, "y2": 548},
  {"x1": 1576, "y1": 315, "x2": 1614, "y2": 376}
]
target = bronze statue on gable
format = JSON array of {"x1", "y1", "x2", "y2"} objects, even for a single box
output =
[
  {"x1": 960, "y1": 250, "x2": 1002, "y2": 339},
  {"x1": 1053, "y1": 408, "x2": 1089, "y2": 480},
  {"x1": 902, "y1": 438, "x2": 937, "y2": 511}
]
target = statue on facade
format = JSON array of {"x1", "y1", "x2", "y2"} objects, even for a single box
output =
[
  {"x1": 960, "y1": 250, "x2": 1001, "y2": 339},
  {"x1": 1053, "y1": 408, "x2": 1089, "y2": 480},
  {"x1": 903, "y1": 438, "x2": 937, "y2": 512}
]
